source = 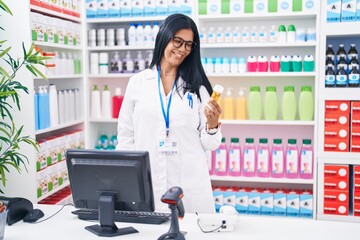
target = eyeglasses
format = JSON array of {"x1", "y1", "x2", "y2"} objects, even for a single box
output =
[{"x1": 171, "y1": 36, "x2": 197, "y2": 52}]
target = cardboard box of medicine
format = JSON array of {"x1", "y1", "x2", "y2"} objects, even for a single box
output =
[
  {"x1": 230, "y1": 0, "x2": 245, "y2": 14},
  {"x1": 108, "y1": 0, "x2": 120, "y2": 17},
  {"x1": 181, "y1": 0, "x2": 192, "y2": 14},
  {"x1": 324, "y1": 126, "x2": 349, "y2": 140},
  {"x1": 286, "y1": 191, "x2": 300, "y2": 217},
  {"x1": 351, "y1": 113, "x2": 360, "y2": 127},
  {"x1": 206, "y1": 0, "x2": 221, "y2": 15},
  {"x1": 248, "y1": 190, "x2": 261, "y2": 215},
  {"x1": 353, "y1": 191, "x2": 360, "y2": 203},
  {"x1": 324, "y1": 112, "x2": 350, "y2": 127},
  {"x1": 97, "y1": 0, "x2": 108, "y2": 18},
  {"x1": 278, "y1": 0, "x2": 292, "y2": 13},
  {"x1": 268, "y1": 0, "x2": 277, "y2": 12},
  {"x1": 341, "y1": 0, "x2": 357, "y2": 22},
  {"x1": 75, "y1": 130, "x2": 85, "y2": 149},
  {"x1": 120, "y1": 0, "x2": 132, "y2": 17},
  {"x1": 353, "y1": 165, "x2": 360, "y2": 179},
  {"x1": 30, "y1": 0, "x2": 41, "y2": 7},
  {"x1": 132, "y1": 0, "x2": 144, "y2": 16},
  {"x1": 36, "y1": 168, "x2": 49, "y2": 198},
  {"x1": 260, "y1": 191, "x2": 273, "y2": 215},
  {"x1": 292, "y1": 0, "x2": 302, "y2": 12},
  {"x1": 244, "y1": 0, "x2": 254, "y2": 13},
  {"x1": 351, "y1": 126, "x2": 360, "y2": 139},
  {"x1": 213, "y1": 187, "x2": 224, "y2": 212},
  {"x1": 327, "y1": 0, "x2": 341, "y2": 22},
  {"x1": 302, "y1": 0, "x2": 317, "y2": 13},
  {"x1": 324, "y1": 177, "x2": 349, "y2": 191},
  {"x1": 351, "y1": 101, "x2": 360, "y2": 114},
  {"x1": 300, "y1": 191, "x2": 313, "y2": 218},
  {"x1": 144, "y1": 0, "x2": 156, "y2": 16},
  {"x1": 236, "y1": 189, "x2": 248, "y2": 214},
  {"x1": 156, "y1": 0, "x2": 168, "y2": 16},
  {"x1": 46, "y1": 137, "x2": 60, "y2": 166},
  {"x1": 223, "y1": 188, "x2": 236, "y2": 207},
  {"x1": 353, "y1": 179, "x2": 360, "y2": 193},
  {"x1": 324, "y1": 165, "x2": 349, "y2": 179},
  {"x1": 66, "y1": 131, "x2": 78, "y2": 150},
  {"x1": 323, "y1": 202, "x2": 348, "y2": 215},
  {"x1": 221, "y1": 0, "x2": 230, "y2": 14},
  {"x1": 324, "y1": 138, "x2": 349, "y2": 152},
  {"x1": 36, "y1": 140, "x2": 47, "y2": 172},
  {"x1": 273, "y1": 190, "x2": 287, "y2": 216},
  {"x1": 325, "y1": 100, "x2": 351, "y2": 113},
  {"x1": 253, "y1": 0, "x2": 267, "y2": 13},
  {"x1": 40, "y1": 0, "x2": 51, "y2": 10},
  {"x1": 324, "y1": 189, "x2": 349, "y2": 203},
  {"x1": 353, "y1": 203, "x2": 360, "y2": 216},
  {"x1": 168, "y1": 0, "x2": 181, "y2": 14},
  {"x1": 86, "y1": 0, "x2": 97, "y2": 18},
  {"x1": 198, "y1": 0, "x2": 207, "y2": 14},
  {"x1": 47, "y1": 164, "x2": 60, "y2": 192}
]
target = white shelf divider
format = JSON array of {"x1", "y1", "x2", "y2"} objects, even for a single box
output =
[
  {"x1": 34, "y1": 41, "x2": 82, "y2": 51},
  {"x1": 197, "y1": 12, "x2": 317, "y2": 21},
  {"x1": 221, "y1": 120, "x2": 315, "y2": 126},
  {"x1": 210, "y1": 175, "x2": 314, "y2": 185},
  {"x1": 324, "y1": 22, "x2": 360, "y2": 37},
  {"x1": 88, "y1": 73, "x2": 134, "y2": 79},
  {"x1": 87, "y1": 45, "x2": 154, "y2": 51},
  {"x1": 34, "y1": 74, "x2": 82, "y2": 80},
  {"x1": 202, "y1": 42, "x2": 316, "y2": 48},
  {"x1": 35, "y1": 120, "x2": 84, "y2": 136},
  {"x1": 86, "y1": 16, "x2": 166, "y2": 23},
  {"x1": 317, "y1": 214, "x2": 360, "y2": 223},
  {"x1": 30, "y1": 5, "x2": 81, "y2": 23},
  {"x1": 207, "y1": 72, "x2": 316, "y2": 78}
]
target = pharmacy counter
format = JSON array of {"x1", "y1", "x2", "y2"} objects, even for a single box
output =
[{"x1": 4, "y1": 204, "x2": 360, "y2": 240}]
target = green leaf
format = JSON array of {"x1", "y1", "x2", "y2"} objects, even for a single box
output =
[
  {"x1": 25, "y1": 64, "x2": 37, "y2": 77},
  {"x1": 0, "y1": 0, "x2": 13, "y2": 15},
  {"x1": 0, "y1": 90, "x2": 15, "y2": 97},
  {"x1": 0, "y1": 65, "x2": 10, "y2": 79},
  {"x1": 26, "y1": 43, "x2": 34, "y2": 59},
  {"x1": 0, "y1": 46, "x2": 11, "y2": 59},
  {"x1": 0, "y1": 40, "x2": 6, "y2": 45},
  {"x1": 30, "y1": 64, "x2": 47, "y2": 80},
  {"x1": 22, "y1": 42, "x2": 27, "y2": 59}
]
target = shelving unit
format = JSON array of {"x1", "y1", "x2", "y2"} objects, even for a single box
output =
[
  {"x1": 2, "y1": 1, "x2": 84, "y2": 203},
  {"x1": 316, "y1": 3, "x2": 360, "y2": 223}
]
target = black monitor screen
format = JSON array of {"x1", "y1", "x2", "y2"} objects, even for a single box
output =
[
  {"x1": 66, "y1": 149, "x2": 154, "y2": 212},
  {"x1": 66, "y1": 149, "x2": 155, "y2": 236}
]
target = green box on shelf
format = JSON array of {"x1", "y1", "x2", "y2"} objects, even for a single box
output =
[
  {"x1": 198, "y1": 0, "x2": 207, "y2": 14},
  {"x1": 221, "y1": 0, "x2": 230, "y2": 14},
  {"x1": 268, "y1": 0, "x2": 277, "y2": 12},
  {"x1": 292, "y1": 0, "x2": 302, "y2": 12},
  {"x1": 244, "y1": 0, "x2": 253, "y2": 13}
]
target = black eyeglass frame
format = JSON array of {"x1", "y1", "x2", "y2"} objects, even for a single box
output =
[{"x1": 171, "y1": 36, "x2": 197, "y2": 51}]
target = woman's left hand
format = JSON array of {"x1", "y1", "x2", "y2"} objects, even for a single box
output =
[{"x1": 204, "y1": 98, "x2": 222, "y2": 129}]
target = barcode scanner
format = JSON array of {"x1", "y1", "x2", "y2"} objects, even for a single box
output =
[{"x1": 158, "y1": 187, "x2": 186, "y2": 240}]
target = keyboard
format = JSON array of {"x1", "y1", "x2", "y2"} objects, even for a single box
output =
[{"x1": 72, "y1": 209, "x2": 171, "y2": 225}]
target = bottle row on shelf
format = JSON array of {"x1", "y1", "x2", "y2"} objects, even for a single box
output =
[
  {"x1": 90, "y1": 85, "x2": 124, "y2": 120},
  {"x1": 86, "y1": 0, "x2": 192, "y2": 19},
  {"x1": 35, "y1": 85, "x2": 82, "y2": 131},
  {"x1": 210, "y1": 137, "x2": 313, "y2": 179},
  {"x1": 95, "y1": 132, "x2": 118, "y2": 150},
  {"x1": 89, "y1": 50, "x2": 152, "y2": 74},
  {"x1": 30, "y1": 0, "x2": 81, "y2": 18},
  {"x1": 202, "y1": 54, "x2": 315, "y2": 74},
  {"x1": 219, "y1": 85, "x2": 314, "y2": 121},
  {"x1": 200, "y1": 24, "x2": 316, "y2": 44},
  {"x1": 212, "y1": 186, "x2": 313, "y2": 218}
]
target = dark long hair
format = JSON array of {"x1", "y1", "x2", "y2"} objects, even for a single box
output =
[{"x1": 149, "y1": 14, "x2": 213, "y2": 101}]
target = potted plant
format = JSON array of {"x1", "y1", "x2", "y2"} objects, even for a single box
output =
[{"x1": 0, "y1": 1, "x2": 47, "y2": 194}]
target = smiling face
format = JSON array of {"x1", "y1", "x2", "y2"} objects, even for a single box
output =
[{"x1": 160, "y1": 28, "x2": 194, "y2": 71}]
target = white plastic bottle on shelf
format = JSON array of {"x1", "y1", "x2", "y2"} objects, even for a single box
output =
[
  {"x1": 233, "y1": 26, "x2": 241, "y2": 43},
  {"x1": 48, "y1": 84, "x2": 59, "y2": 127},
  {"x1": 250, "y1": 26, "x2": 258, "y2": 42},
  {"x1": 152, "y1": 22, "x2": 160, "y2": 44},
  {"x1": 135, "y1": 51, "x2": 146, "y2": 72},
  {"x1": 58, "y1": 90, "x2": 65, "y2": 124},
  {"x1": 145, "y1": 50, "x2": 153, "y2": 69},
  {"x1": 216, "y1": 27, "x2": 224, "y2": 43},
  {"x1": 124, "y1": 51, "x2": 134, "y2": 73},
  {"x1": 224, "y1": 26, "x2": 232, "y2": 43},
  {"x1": 143, "y1": 22, "x2": 152, "y2": 46},
  {"x1": 128, "y1": 23, "x2": 136, "y2": 46},
  {"x1": 102, "y1": 85, "x2": 111, "y2": 119},
  {"x1": 242, "y1": 26, "x2": 250, "y2": 42},
  {"x1": 208, "y1": 27, "x2": 216, "y2": 44},
  {"x1": 268, "y1": 25, "x2": 278, "y2": 42},
  {"x1": 110, "y1": 51, "x2": 122, "y2": 73},
  {"x1": 200, "y1": 27, "x2": 207, "y2": 43},
  {"x1": 136, "y1": 22, "x2": 144, "y2": 46},
  {"x1": 91, "y1": 85, "x2": 101, "y2": 119},
  {"x1": 258, "y1": 26, "x2": 267, "y2": 42},
  {"x1": 230, "y1": 57, "x2": 238, "y2": 73},
  {"x1": 222, "y1": 57, "x2": 230, "y2": 73}
]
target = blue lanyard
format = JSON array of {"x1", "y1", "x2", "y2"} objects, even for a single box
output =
[{"x1": 158, "y1": 66, "x2": 176, "y2": 137}]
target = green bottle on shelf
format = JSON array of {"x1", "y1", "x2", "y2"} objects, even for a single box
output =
[
  {"x1": 281, "y1": 86, "x2": 296, "y2": 121},
  {"x1": 248, "y1": 86, "x2": 262, "y2": 120},
  {"x1": 264, "y1": 86, "x2": 278, "y2": 120},
  {"x1": 298, "y1": 86, "x2": 314, "y2": 121}
]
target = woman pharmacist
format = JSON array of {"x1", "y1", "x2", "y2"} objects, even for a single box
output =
[{"x1": 116, "y1": 13, "x2": 222, "y2": 213}]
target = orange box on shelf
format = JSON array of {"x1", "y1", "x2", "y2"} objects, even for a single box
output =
[
  {"x1": 353, "y1": 192, "x2": 360, "y2": 204},
  {"x1": 354, "y1": 166, "x2": 360, "y2": 179},
  {"x1": 325, "y1": 100, "x2": 351, "y2": 113},
  {"x1": 324, "y1": 177, "x2": 349, "y2": 191},
  {"x1": 324, "y1": 165, "x2": 349, "y2": 179},
  {"x1": 30, "y1": 0, "x2": 41, "y2": 7},
  {"x1": 350, "y1": 139, "x2": 360, "y2": 152},
  {"x1": 324, "y1": 189, "x2": 349, "y2": 203},
  {"x1": 324, "y1": 126, "x2": 349, "y2": 139},
  {"x1": 352, "y1": 101, "x2": 360, "y2": 114},
  {"x1": 40, "y1": 0, "x2": 52, "y2": 10},
  {"x1": 324, "y1": 112, "x2": 350, "y2": 127},
  {"x1": 324, "y1": 138, "x2": 349, "y2": 152},
  {"x1": 324, "y1": 202, "x2": 349, "y2": 216},
  {"x1": 352, "y1": 113, "x2": 360, "y2": 127},
  {"x1": 351, "y1": 127, "x2": 360, "y2": 139},
  {"x1": 354, "y1": 204, "x2": 360, "y2": 217}
]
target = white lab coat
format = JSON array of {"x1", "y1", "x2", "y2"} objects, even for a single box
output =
[{"x1": 116, "y1": 67, "x2": 222, "y2": 213}]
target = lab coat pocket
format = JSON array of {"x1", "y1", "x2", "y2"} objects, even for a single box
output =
[{"x1": 177, "y1": 93, "x2": 198, "y2": 128}]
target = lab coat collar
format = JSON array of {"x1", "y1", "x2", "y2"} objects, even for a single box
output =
[{"x1": 146, "y1": 66, "x2": 185, "y2": 90}]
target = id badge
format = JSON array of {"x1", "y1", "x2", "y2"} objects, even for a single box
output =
[{"x1": 158, "y1": 136, "x2": 179, "y2": 155}]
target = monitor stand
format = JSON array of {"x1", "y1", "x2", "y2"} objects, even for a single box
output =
[{"x1": 85, "y1": 194, "x2": 138, "y2": 237}]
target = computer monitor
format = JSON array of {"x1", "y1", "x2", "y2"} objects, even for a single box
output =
[{"x1": 66, "y1": 149, "x2": 154, "y2": 237}]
